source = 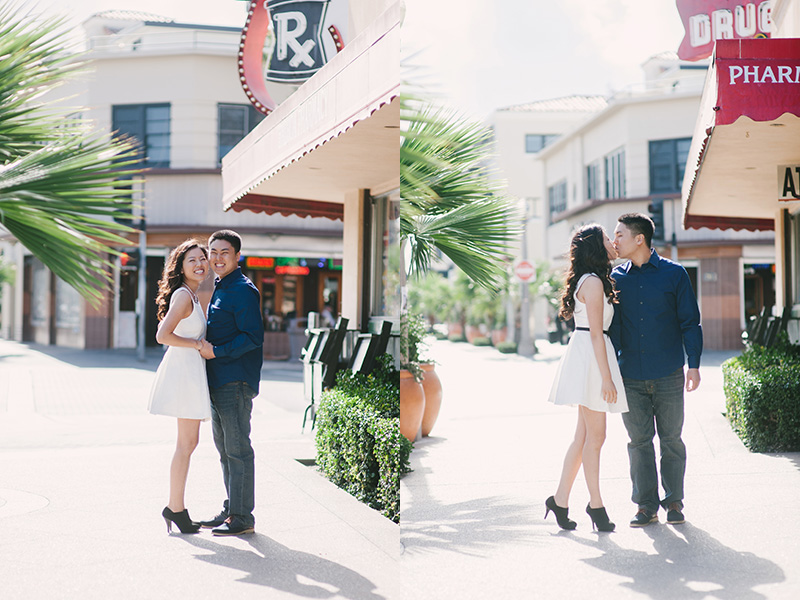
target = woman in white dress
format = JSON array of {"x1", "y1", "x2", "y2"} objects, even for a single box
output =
[
  {"x1": 545, "y1": 224, "x2": 628, "y2": 532},
  {"x1": 148, "y1": 239, "x2": 213, "y2": 534}
]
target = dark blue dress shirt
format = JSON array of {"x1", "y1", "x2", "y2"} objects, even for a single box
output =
[
  {"x1": 206, "y1": 268, "x2": 264, "y2": 393},
  {"x1": 609, "y1": 249, "x2": 702, "y2": 380}
]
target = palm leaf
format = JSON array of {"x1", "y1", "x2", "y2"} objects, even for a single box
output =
[
  {"x1": 0, "y1": 4, "x2": 143, "y2": 306},
  {"x1": 400, "y1": 92, "x2": 521, "y2": 291}
]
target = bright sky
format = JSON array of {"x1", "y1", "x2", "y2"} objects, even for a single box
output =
[
  {"x1": 402, "y1": 0, "x2": 688, "y2": 119},
  {"x1": 26, "y1": 0, "x2": 689, "y2": 120},
  {"x1": 29, "y1": 0, "x2": 247, "y2": 30}
]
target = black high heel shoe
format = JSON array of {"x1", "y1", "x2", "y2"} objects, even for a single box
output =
[
  {"x1": 162, "y1": 507, "x2": 201, "y2": 534},
  {"x1": 586, "y1": 504, "x2": 615, "y2": 532},
  {"x1": 545, "y1": 496, "x2": 577, "y2": 530}
]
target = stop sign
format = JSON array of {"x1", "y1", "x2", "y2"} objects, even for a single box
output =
[{"x1": 515, "y1": 260, "x2": 536, "y2": 282}]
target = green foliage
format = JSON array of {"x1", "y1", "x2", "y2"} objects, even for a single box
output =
[
  {"x1": 471, "y1": 336, "x2": 492, "y2": 347},
  {"x1": 400, "y1": 311, "x2": 427, "y2": 380},
  {"x1": 400, "y1": 93, "x2": 521, "y2": 291},
  {"x1": 0, "y1": 3, "x2": 142, "y2": 306},
  {"x1": 496, "y1": 341, "x2": 518, "y2": 354},
  {"x1": 315, "y1": 355, "x2": 411, "y2": 523},
  {"x1": 722, "y1": 334, "x2": 800, "y2": 452},
  {"x1": 448, "y1": 333, "x2": 467, "y2": 343}
]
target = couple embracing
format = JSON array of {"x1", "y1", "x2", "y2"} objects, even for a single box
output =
[
  {"x1": 147, "y1": 230, "x2": 264, "y2": 536},
  {"x1": 545, "y1": 213, "x2": 703, "y2": 532}
]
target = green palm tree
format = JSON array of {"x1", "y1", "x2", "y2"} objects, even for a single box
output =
[
  {"x1": 0, "y1": 3, "x2": 141, "y2": 306},
  {"x1": 400, "y1": 94, "x2": 521, "y2": 292}
]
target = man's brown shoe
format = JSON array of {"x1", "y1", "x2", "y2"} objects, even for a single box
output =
[{"x1": 630, "y1": 509, "x2": 658, "y2": 527}]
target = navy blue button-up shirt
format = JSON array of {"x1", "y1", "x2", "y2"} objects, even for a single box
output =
[
  {"x1": 206, "y1": 268, "x2": 263, "y2": 393},
  {"x1": 609, "y1": 249, "x2": 702, "y2": 380}
]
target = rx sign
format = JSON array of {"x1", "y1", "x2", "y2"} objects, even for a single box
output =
[
  {"x1": 267, "y1": 0, "x2": 330, "y2": 82},
  {"x1": 238, "y1": 0, "x2": 346, "y2": 115}
]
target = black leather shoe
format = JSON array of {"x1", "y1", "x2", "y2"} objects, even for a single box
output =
[
  {"x1": 586, "y1": 504, "x2": 615, "y2": 532},
  {"x1": 544, "y1": 496, "x2": 577, "y2": 530},
  {"x1": 630, "y1": 509, "x2": 658, "y2": 528},
  {"x1": 212, "y1": 521, "x2": 255, "y2": 536},
  {"x1": 666, "y1": 503, "x2": 685, "y2": 524},
  {"x1": 197, "y1": 510, "x2": 228, "y2": 529},
  {"x1": 162, "y1": 507, "x2": 201, "y2": 534}
]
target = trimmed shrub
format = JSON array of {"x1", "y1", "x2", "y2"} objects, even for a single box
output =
[
  {"x1": 495, "y1": 341, "x2": 518, "y2": 354},
  {"x1": 448, "y1": 333, "x2": 467, "y2": 343},
  {"x1": 722, "y1": 335, "x2": 800, "y2": 452},
  {"x1": 471, "y1": 336, "x2": 492, "y2": 347},
  {"x1": 315, "y1": 355, "x2": 411, "y2": 523}
]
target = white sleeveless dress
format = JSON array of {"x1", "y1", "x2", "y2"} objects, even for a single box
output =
[
  {"x1": 548, "y1": 274, "x2": 628, "y2": 413},
  {"x1": 147, "y1": 288, "x2": 212, "y2": 420}
]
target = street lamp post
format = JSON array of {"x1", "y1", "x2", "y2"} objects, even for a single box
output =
[{"x1": 518, "y1": 200, "x2": 535, "y2": 357}]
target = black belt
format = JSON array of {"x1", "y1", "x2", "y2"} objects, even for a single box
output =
[{"x1": 575, "y1": 327, "x2": 609, "y2": 335}]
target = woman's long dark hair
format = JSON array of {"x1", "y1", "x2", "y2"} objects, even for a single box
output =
[
  {"x1": 155, "y1": 239, "x2": 207, "y2": 322},
  {"x1": 558, "y1": 224, "x2": 617, "y2": 320}
]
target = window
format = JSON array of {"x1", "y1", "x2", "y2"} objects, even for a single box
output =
[
  {"x1": 649, "y1": 138, "x2": 691, "y2": 194},
  {"x1": 112, "y1": 104, "x2": 171, "y2": 168},
  {"x1": 525, "y1": 133, "x2": 558, "y2": 153},
  {"x1": 605, "y1": 147, "x2": 626, "y2": 199},
  {"x1": 218, "y1": 104, "x2": 265, "y2": 163},
  {"x1": 547, "y1": 180, "x2": 567, "y2": 222},
  {"x1": 586, "y1": 161, "x2": 601, "y2": 200}
]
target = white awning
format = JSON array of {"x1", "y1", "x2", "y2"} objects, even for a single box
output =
[{"x1": 221, "y1": 3, "x2": 400, "y2": 211}]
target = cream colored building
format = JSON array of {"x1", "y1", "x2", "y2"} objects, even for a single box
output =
[
  {"x1": 536, "y1": 54, "x2": 775, "y2": 350},
  {"x1": 0, "y1": 11, "x2": 344, "y2": 351},
  {"x1": 488, "y1": 96, "x2": 607, "y2": 338}
]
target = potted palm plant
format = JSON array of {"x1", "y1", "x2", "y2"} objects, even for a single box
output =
[{"x1": 399, "y1": 91, "x2": 521, "y2": 440}]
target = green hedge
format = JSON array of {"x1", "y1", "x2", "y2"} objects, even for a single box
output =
[
  {"x1": 722, "y1": 335, "x2": 800, "y2": 452},
  {"x1": 315, "y1": 355, "x2": 411, "y2": 523}
]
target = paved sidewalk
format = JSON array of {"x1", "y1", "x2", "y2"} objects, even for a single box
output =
[
  {"x1": 0, "y1": 340, "x2": 404, "y2": 600},
  {"x1": 401, "y1": 339, "x2": 800, "y2": 600}
]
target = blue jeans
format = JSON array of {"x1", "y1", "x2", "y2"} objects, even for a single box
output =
[
  {"x1": 210, "y1": 381, "x2": 256, "y2": 527},
  {"x1": 621, "y1": 368, "x2": 686, "y2": 514}
]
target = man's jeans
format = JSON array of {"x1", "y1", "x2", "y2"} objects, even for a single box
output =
[
  {"x1": 210, "y1": 381, "x2": 256, "y2": 527},
  {"x1": 621, "y1": 368, "x2": 686, "y2": 514}
]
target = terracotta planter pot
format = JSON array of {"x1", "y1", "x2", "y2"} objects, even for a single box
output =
[
  {"x1": 400, "y1": 369, "x2": 425, "y2": 442},
  {"x1": 420, "y1": 363, "x2": 443, "y2": 437},
  {"x1": 465, "y1": 325, "x2": 481, "y2": 343},
  {"x1": 491, "y1": 327, "x2": 507, "y2": 346},
  {"x1": 447, "y1": 322, "x2": 463, "y2": 337}
]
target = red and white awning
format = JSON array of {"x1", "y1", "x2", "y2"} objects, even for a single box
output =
[
  {"x1": 682, "y1": 38, "x2": 800, "y2": 231},
  {"x1": 221, "y1": 4, "x2": 400, "y2": 214}
]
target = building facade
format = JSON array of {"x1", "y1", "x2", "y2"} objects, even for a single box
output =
[
  {"x1": 535, "y1": 54, "x2": 775, "y2": 350},
  {"x1": 0, "y1": 11, "x2": 344, "y2": 355},
  {"x1": 488, "y1": 96, "x2": 608, "y2": 338}
]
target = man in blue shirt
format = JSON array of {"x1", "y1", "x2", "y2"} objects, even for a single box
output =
[
  {"x1": 198, "y1": 230, "x2": 263, "y2": 536},
  {"x1": 610, "y1": 213, "x2": 702, "y2": 528}
]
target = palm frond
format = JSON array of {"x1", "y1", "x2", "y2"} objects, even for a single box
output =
[
  {"x1": 0, "y1": 4, "x2": 143, "y2": 306},
  {"x1": 400, "y1": 92, "x2": 521, "y2": 291}
]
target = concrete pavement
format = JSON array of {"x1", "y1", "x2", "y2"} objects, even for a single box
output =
[
  {"x1": 0, "y1": 339, "x2": 404, "y2": 600},
  {"x1": 400, "y1": 339, "x2": 800, "y2": 599}
]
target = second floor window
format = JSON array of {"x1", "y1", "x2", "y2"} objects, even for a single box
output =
[
  {"x1": 548, "y1": 180, "x2": 567, "y2": 222},
  {"x1": 649, "y1": 138, "x2": 691, "y2": 194},
  {"x1": 112, "y1": 104, "x2": 170, "y2": 168},
  {"x1": 525, "y1": 133, "x2": 558, "y2": 153},
  {"x1": 605, "y1": 147, "x2": 625, "y2": 199},
  {"x1": 586, "y1": 161, "x2": 601, "y2": 201},
  {"x1": 218, "y1": 104, "x2": 265, "y2": 164}
]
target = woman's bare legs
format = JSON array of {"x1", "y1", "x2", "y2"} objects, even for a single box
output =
[
  {"x1": 168, "y1": 418, "x2": 201, "y2": 512},
  {"x1": 554, "y1": 410, "x2": 587, "y2": 507},
  {"x1": 580, "y1": 405, "x2": 607, "y2": 509}
]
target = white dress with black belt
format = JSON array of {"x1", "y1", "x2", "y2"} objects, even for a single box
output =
[{"x1": 548, "y1": 273, "x2": 628, "y2": 413}]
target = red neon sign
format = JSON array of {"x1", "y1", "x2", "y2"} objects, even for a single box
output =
[
  {"x1": 246, "y1": 256, "x2": 275, "y2": 269},
  {"x1": 275, "y1": 265, "x2": 310, "y2": 275},
  {"x1": 676, "y1": 1, "x2": 772, "y2": 62}
]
